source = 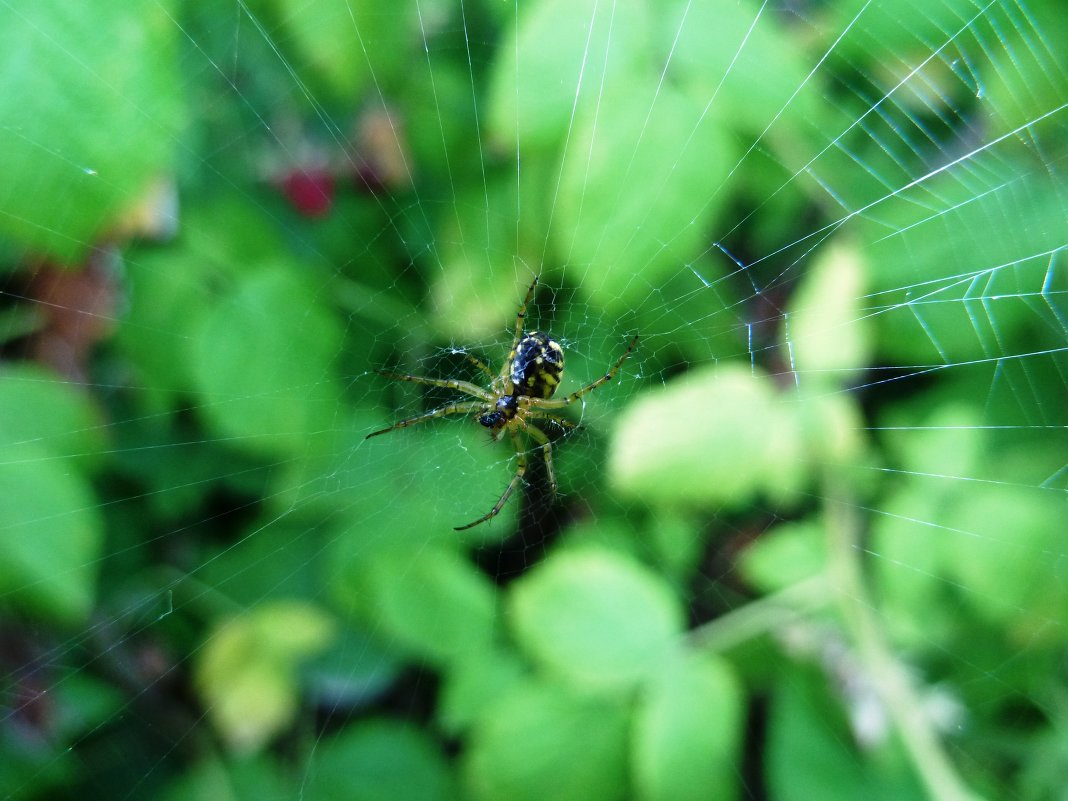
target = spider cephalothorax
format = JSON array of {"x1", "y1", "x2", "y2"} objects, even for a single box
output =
[
  {"x1": 478, "y1": 394, "x2": 518, "y2": 432},
  {"x1": 366, "y1": 276, "x2": 638, "y2": 530}
]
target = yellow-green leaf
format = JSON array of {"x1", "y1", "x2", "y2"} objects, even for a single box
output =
[
  {"x1": 609, "y1": 365, "x2": 805, "y2": 509},
  {"x1": 195, "y1": 601, "x2": 335, "y2": 754}
]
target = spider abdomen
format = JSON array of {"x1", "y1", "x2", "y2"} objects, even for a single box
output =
[{"x1": 509, "y1": 331, "x2": 564, "y2": 399}]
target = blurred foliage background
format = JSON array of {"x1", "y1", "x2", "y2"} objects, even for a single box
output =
[{"x1": 1, "y1": 0, "x2": 1066, "y2": 799}]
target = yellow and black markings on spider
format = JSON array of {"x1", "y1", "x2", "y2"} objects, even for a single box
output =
[{"x1": 366, "y1": 275, "x2": 639, "y2": 531}]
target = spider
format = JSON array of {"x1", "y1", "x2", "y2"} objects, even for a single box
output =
[{"x1": 366, "y1": 276, "x2": 639, "y2": 531}]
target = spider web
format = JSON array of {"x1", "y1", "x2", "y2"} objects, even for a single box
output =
[{"x1": 0, "y1": 0, "x2": 1066, "y2": 799}]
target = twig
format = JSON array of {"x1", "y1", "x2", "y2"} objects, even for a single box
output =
[{"x1": 823, "y1": 475, "x2": 987, "y2": 801}]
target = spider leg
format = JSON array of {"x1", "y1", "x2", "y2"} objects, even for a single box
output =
[
  {"x1": 459, "y1": 352, "x2": 496, "y2": 384},
  {"x1": 375, "y1": 370, "x2": 494, "y2": 402},
  {"x1": 365, "y1": 400, "x2": 486, "y2": 439},
  {"x1": 522, "y1": 422, "x2": 557, "y2": 496},
  {"x1": 524, "y1": 334, "x2": 639, "y2": 410},
  {"x1": 497, "y1": 274, "x2": 540, "y2": 390},
  {"x1": 454, "y1": 428, "x2": 526, "y2": 531},
  {"x1": 524, "y1": 411, "x2": 578, "y2": 432}
]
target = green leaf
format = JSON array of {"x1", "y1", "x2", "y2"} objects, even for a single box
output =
[
  {"x1": 189, "y1": 265, "x2": 343, "y2": 458},
  {"x1": 486, "y1": 0, "x2": 651, "y2": 150},
  {"x1": 870, "y1": 482, "x2": 957, "y2": 649},
  {"x1": 433, "y1": 183, "x2": 537, "y2": 341},
  {"x1": 120, "y1": 200, "x2": 303, "y2": 410},
  {"x1": 508, "y1": 547, "x2": 684, "y2": 691},
  {"x1": 608, "y1": 365, "x2": 805, "y2": 509},
  {"x1": 942, "y1": 484, "x2": 1067, "y2": 632},
  {"x1": 0, "y1": 305, "x2": 45, "y2": 345},
  {"x1": 872, "y1": 406, "x2": 1068, "y2": 643},
  {"x1": 785, "y1": 241, "x2": 872, "y2": 380},
  {"x1": 194, "y1": 601, "x2": 335, "y2": 754},
  {"x1": 304, "y1": 720, "x2": 453, "y2": 801},
  {"x1": 0, "y1": 0, "x2": 183, "y2": 261},
  {"x1": 197, "y1": 515, "x2": 325, "y2": 607},
  {"x1": 982, "y1": 0, "x2": 1068, "y2": 139},
  {"x1": 0, "y1": 443, "x2": 101, "y2": 623},
  {"x1": 556, "y1": 82, "x2": 735, "y2": 309},
  {"x1": 740, "y1": 521, "x2": 828, "y2": 595},
  {"x1": 871, "y1": 405, "x2": 983, "y2": 646},
  {"x1": 796, "y1": 392, "x2": 868, "y2": 471},
  {"x1": 884, "y1": 404, "x2": 983, "y2": 480},
  {"x1": 657, "y1": 0, "x2": 819, "y2": 135},
  {"x1": 119, "y1": 251, "x2": 215, "y2": 406},
  {"x1": 858, "y1": 157, "x2": 1066, "y2": 363},
  {"x1": 438, "y1": 648, "x2": 527, "y2": 736},
  {"x1": 0, "y1": 738, "x2": 75, "y2": 801},
  {"x1": 307, "y1": 624, "x2": 402, "y2": 705},
  {"x1": 159, "y1": 756, "x2": 293, "y2": 801},
  {"x1": 336, "y1": 414, "x2": 525, "y2": 548},
  {"x1": 828, "y1": 0, "x2": 988, "y2": 69},
  {"x1": 52, "y1": 674, "x2": 124, "y2": 742},
  {"x1": 631, "y1": 262, "x2": 745, "y2": 367},
  {"x1": 643, "y1": 514, "x2": 706, "y2": 587},
  {"x1": 0, "y1": 364, "x2": 106, "y2": 470},
  {"x1": 632, "y1": 654, "x2": 744, "y2": 801},
  {"x1": 349, "y1": 546, "x2": 498, "y2": 666},
  {"x1": 767, "y1": 673, "x2": 926, "y2": 801},
  {"x1": 276, "y1": 0, "x2": 416, "y2": 104},
  {"x1": 464, "y1": 680, "x2": 630, "y2": 801},
  {"x1": 402, "y1": 60, "x2": 481, "y2": 183}
]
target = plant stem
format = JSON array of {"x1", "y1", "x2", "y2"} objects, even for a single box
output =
[
  {"x1": 690, "y1": 575, "x2": 830, "y2": 653},
  {"x1": 823, "y1": 477, "x2": 987, "y2": 801}
]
